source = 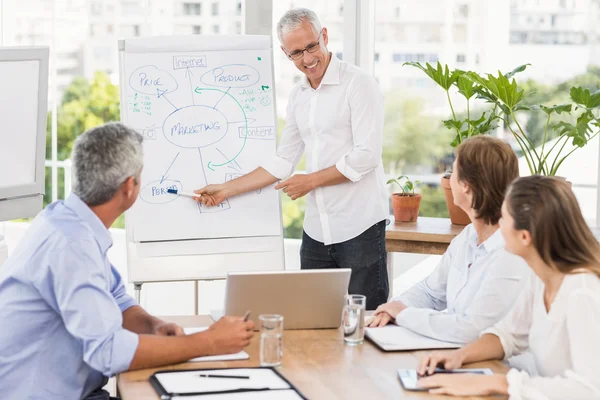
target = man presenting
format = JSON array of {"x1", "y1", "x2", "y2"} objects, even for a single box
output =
[
  {"x1": 0, "y1": 123, "x2": 254, "y2": 400},
  {"x1": 195, "y1": 8, "x2": 389, "y2": 309}
]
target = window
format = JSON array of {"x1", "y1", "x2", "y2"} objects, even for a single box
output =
[
  {"x1": 183, "y1": 3, "x2": 201, "y2": 16},
  {"x1": 375, "y1": 0, "x2": 600, "y2": 225},
  {"x1": 213, "y1": 25, "x2": 220, "y2": 34},
  {"x1": 235, "y1": 21, "x2": 242, "y2": 34},
  {"x1": 236, "y1": 1, "x2": 242, "y2": 16},
  {"x1": 212, "y1": 2, "x2": 219, "y2": 16},
  {"x1": 193, "y1": 25, "x2": 202, "y2": 34},
  {"x1": 133, "y1": 25, "x2": 140, "y2": 37},
  {"x1": 90, "y1": 1, "x2": 102, "y2": 15}
]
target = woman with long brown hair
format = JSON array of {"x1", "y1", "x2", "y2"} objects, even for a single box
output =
[
  {"x1": 417, "y1": 175, "x2": 600, "y2": 398},
  {"x1": 366, "y1": 135, "x2": 528, "y2": 344}
]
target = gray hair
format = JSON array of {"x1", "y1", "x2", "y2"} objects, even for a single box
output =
[
  {"x1": 71, "y1": 122, "x2": 143, "y2": 206},
  {"x1": 276, "y1": 8, "x2": 322, "y2": 43}
]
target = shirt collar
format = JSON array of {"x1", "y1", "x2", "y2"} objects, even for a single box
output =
[
  {"x1": 468, "y1": 226, "x2": 504, "y2": 253},
  {"x1": 301, "y1": 53, "x2": 340, "y2": 90},
  {"x1": 64, "y1": 193, "x2": 113, "y2": 253}
]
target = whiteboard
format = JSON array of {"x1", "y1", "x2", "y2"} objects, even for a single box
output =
[
  {"x1": 0, "y1": 47, "x2": 49, "y2": 221},
  {"x1": 119, "y1": 35, "x2": 285, "y2": 283}
]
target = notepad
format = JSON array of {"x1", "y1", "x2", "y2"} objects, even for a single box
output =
[
  {"x1": 365, "y1": 325, "x2": 462, "y2": 351},
  {"x1": 150, "y1": 367, "x2": 306, "y2": 399},
  {"x1": 184, "y1": 327, "x2": 249, "y2": 362}
]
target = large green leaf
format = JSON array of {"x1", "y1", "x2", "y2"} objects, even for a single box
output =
[
  {"x1": 465, "y1": 70, "x2": 525, "y2": 111},
  {"x1": 505, "y1": 64, "x2": 531, "y2": 79},
  {"x1": 403, "y1": 61, "x2": 460, "y2": 91},
  {"x1": 456, "y1": 75, "x2": 477, "y2": 100},
  {"x1": 443, "y1": 119, "x2": 464, "y2": 131},
  {"x1": 552, "y1": 111, "x2": 594, "y2": 146},
  {"x1": 570, "y1": 87, "x2": 600, "y2": 109},
  {"x1": 540, "y1": 104, "x2": 572, "y2": 115}
]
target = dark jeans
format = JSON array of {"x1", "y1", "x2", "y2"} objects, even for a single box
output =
[{"x1": 300, "y1": 220, "x2": 389, "y2": 310}]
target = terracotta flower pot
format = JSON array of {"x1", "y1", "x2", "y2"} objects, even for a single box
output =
[
  {"x1": 441, "y1": 176, "x2": 471, "y2": 226},
  {"x1": 392, "y1": 193, "x2": 422, "y2": 223}
]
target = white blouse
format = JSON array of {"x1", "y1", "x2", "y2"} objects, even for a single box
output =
[
  {"x1": 483, "y1": 272, "x2": 600, "y2": 400},
  {"x1": 392, "y1": 225, "x2": 529, "y2": 343}
]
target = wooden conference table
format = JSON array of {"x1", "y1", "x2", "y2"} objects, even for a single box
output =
[{"x1": 117, "y1": 315, "x2": 508, "y2": 400}]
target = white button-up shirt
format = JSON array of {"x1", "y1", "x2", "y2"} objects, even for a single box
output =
[
  {"x1": 483, "y1": 272, "x2": 600, "y2": 400},
  {"x1": 261, "y1": 55, "x2": 388, "y2": 245},
  {"x1": 392, "y1": 225, "x2": 529, "y2": 343}
]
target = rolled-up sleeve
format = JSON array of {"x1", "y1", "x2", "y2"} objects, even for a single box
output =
[
  {"x1": 335, "y1": 74, "x2": 384, "y2": 182},
  {"x1": 261, "y1": 85, "x2": 305, "y2": 179},
  {"x1": 47, "y1": 241, "x2": 139, "y2": 376}
]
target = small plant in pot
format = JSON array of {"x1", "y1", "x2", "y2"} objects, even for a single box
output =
[{"x1": 387, "y1": 175, "x2": 422, "y2": 223}]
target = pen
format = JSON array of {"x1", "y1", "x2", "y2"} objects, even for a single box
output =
[
  {"x1": 166, "y1": 188, "x2": 201, "y2": 198},
  {"x1": 243, "y1": 310, "x2": 251, "y2": 322},
  {"x1": 198, "y1": 374, "x2": 250, "y2": 379}
]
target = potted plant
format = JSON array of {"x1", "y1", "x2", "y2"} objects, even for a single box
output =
[
  {"x1": 403, "y1": 62, "x2": 521, "y2": 225},
  {"x1": 464, "y1": 72, "x2": 600, "y2": 177},
  {"x1": 387, "y1": 175, "x2": 422, "y2": 223}
]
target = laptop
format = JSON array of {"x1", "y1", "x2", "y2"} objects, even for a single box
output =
[{"x1": 210, "y1": 269, "x2": 351, "y2": 330}]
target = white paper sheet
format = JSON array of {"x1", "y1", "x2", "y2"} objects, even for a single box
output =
[
  {"x1": 184, "y1": 327, "x2": 249, "y2": 362},
  {"x1": 155, "y1": 368, "x2": 290, "y2": 394},
  {"x1": 365, "y1": 325, "x2": 461, "y2": 351},
  {"x1": 174, "y1": 389, "x2": 304, "y2": 399}
]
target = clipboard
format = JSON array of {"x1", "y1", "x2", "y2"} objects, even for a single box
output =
[{"x1": 149, "y1": 367, "x2": 307, "y2": 399}]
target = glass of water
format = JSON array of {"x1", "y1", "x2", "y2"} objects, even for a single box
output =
[
  {"x1": 342, "y1": 294, "x2": 366, "y2": 345},
  {"x1": 259, "y1": 314, "x2": 283, "y2": 367}
]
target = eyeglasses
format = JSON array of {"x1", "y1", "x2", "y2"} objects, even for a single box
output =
[{"x1": 286, "y1": 31, "x2": 323, "y2": 60}]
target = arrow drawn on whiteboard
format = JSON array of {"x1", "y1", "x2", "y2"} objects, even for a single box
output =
[
  {"x1": 157, "y1": 89, "x2": 178, "y2": 110},
  {"x1": 216, "y1": 148, "x2": 242, "y2": 172},
  {"x1": 213, "y1": 87, "x2": 231, "y2": 110},
  {"x1": 160, "y1": 152, "x2": 180, "y2": 184},
  {"x1": 185, "y1": 68, "x2": 195, "y2": 105},
  {"x1": 198, "y1": 148, "x2": 209, "y2": 186},
  {"x1": 228, "y1": 118, "x2": 257, "y2": 125},
  {"x1": 195, "y1": 87, "x2": 248, "y2": 171}
]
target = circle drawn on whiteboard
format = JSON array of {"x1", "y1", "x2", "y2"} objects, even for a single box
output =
[
  {"x1": 162, "y1": 105, "x2": 229, "y2": 149},
  {"x1": 200, "y1": 64, "x2": 260, "y2": 88},
  {"x1": 129, "y1": 65, "x2": 179, "y2": 96}
]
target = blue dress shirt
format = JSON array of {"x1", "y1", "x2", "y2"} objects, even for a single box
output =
[{"x1": 0, "y1": 194, "x2": 139, "y2": 399}]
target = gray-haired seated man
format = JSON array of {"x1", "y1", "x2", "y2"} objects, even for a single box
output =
[{"x1": 0, "y1": 123, "x2": 255, "y2": 400}]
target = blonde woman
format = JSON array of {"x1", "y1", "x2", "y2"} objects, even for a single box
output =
[
  {"x1": 367, "y1": 136, "x2": 528, "y2": 344},
  {"x1": 418, "y1": 176, "x2": 600, "y2": 399}
]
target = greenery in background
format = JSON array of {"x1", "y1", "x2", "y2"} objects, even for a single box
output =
[
  {"x1": 520, "y1": 66, "x2": 600, "y2": 167},
  {"x1": 418, "y1": 186, "x2": 449, "y2": 218},
  {"x1": 466, "y1": 68, "x2": 600, "y2": 176},
  {"x1": 403, "y1": 61, "x2": 507, "y2": 148},
  {"x1": 43, "y1": 71, "x2": 120, "y2": 206},
  {"x1": 382, "y1": 96, "x2": 452, "y2": 173},
  {"x1": 42, "y1": 67, "x2": 600, "y2": 236}
]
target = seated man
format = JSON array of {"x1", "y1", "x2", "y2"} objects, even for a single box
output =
[{"x1": 0, "y1": 123, "x2": 254, "y2": 400}]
